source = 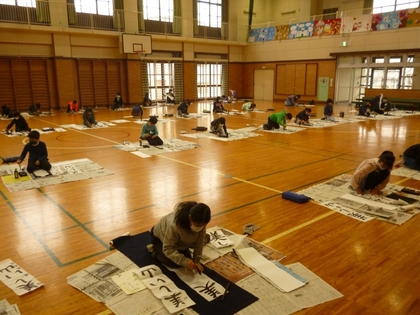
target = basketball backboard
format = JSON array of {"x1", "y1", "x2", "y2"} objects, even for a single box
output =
[{"x1": 122, "y1": 34, "x2": 152, "y2": 54}]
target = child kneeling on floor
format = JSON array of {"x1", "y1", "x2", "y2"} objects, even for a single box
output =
[
  {"x1": 17, "y1": 130, "x2": 52, "y2": 174},
  {"x1": 140, "y1": 116, "x2": 164, "y2": 146}
]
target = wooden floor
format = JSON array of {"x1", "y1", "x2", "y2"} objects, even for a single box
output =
[{"x1": 1, "y1": 101, "x2": 420, "y2": 315}]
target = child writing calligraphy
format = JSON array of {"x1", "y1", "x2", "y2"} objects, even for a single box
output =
[{"x1": 148, "y1": 201, "x2": 211, "y2": 274}]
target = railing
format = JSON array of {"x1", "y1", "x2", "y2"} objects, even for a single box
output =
[
  {"x1": 0, "y1": 1, "x2": 249, "y2": 41},
  {"x1": 1, "y1": 2, "x2": 410, "y2": 43},
  {"x1": 0, "y1": 2, "x2": 50, "y2": 26}
]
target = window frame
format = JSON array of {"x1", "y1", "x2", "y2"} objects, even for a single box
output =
[
  {"x1": 74, "y1": 0, "x2": 114, "y2": 16},
  {"x1": 372, "y1": 0, "x2": 420, "y2": 13},
  {"x1": 143, "y1": 0, "x2": 173, "y2": 23},
  {"x1": 197, "y1": 0, "x2": 222, "y2": 28},
  {"x1": 0, "y1": 0, "x2": 36, "y2": 7},
  {"x1": 196, "y1": 62, "x2": 224, "y2": 99}
]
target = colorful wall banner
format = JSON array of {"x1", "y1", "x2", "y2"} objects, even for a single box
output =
[
  {"x1": 341, "y1": 14, "x2": 372, "y2": 33},
  {"x1": 248, "y1": 7, "x2": 420, "y2": 41},
  {"x1": 371, "y1": 10, "x2": 408, "y2": 31},
  {"x1": 289, "y1": 21, "x2": 314, "y2": 39},
  {"x1": 248, "y1": 27, "x2": 276, "y2": 42},
  {"x1": 406, "y1": 7, "x2": 420, "y2": 27},
  {"x1": 314, "y1": 18, "x2": 341, "y2": 36}
]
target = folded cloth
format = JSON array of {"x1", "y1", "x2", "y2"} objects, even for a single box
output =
[
  {"x1": 243, "y1": 223, "x2": 260, "y2": 235},
  {"x1": 282, "y1": 191, "x2": 311, "y2": 204}
]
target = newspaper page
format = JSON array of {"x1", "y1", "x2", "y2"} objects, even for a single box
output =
[{"x1": 236, "y1": 262, "x2": 343, "y2": 315}]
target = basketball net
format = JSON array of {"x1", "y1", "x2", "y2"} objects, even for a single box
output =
[{"x1": 136, "y1": 50, "x2": 146, "y2": 60}]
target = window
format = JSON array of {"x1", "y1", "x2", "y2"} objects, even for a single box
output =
[
  {"x1": 197, "y1": 0, "x2": 221, "y2": 28},
  {"x1": 373, "y1": 57, "x2": 385, "y2": 63},
  {"x1": 143, "y1": 0, "x2": 173, "y2": 22},
  {"x1": 401, "y1": 67, "x2": 414, "y2": 88},
  {"x1": 389, "y1": 56, "x2": 402, "y2": 63},
  {"x1": 0, "y1": 0, "x2": 35, "y2": 7},
  {"x1": 74, "y1": 0, "x2": 113, "y2": 16},
  {"x1": 373, "y1": 0, "x2": 419, "y2": 13},
  {"x1": 196, "y1": 63, "x2": 224, "y2": 98},
  {"x1": 322, "y1": 7, "x2": 338, "y2": 20},
  {"x1": 146, "y1": 62, "x2": 175, "y2": 101}
]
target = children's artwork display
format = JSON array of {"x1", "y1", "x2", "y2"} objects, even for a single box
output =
[
  {"x1": 247, "y1": 6, "x2": 420, "y2": 42},
  {"x1": 371, "y1": 10, "x2": 408, "y2": 31},
  {"x1": 288, "y1": 21, "x2": 314, "y2": 38},
  {"x1": 341, "y1": 14, "x2": 373, "y2": 33},
  {"x1": 406, "y1": 7, "x2": 420, "y2": 27},
  {"x1": 275, "y1": 25, "x2": 290, "y2": 40},
  {"x1": 313, "y1": 18, "x2": 341, "y2": 36},
  {"x1": 248, "y1": 27, "x2": 276, "y2": 42}
]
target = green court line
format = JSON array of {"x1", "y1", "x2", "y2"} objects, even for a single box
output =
[
  {"x1": 211, "y1": 193, "x2": 282, "y2": 217},
  {"x1": 60, "y1": 249, "x2": 111, "y2": 267},
  {"x1": 83, "y1": 204, "x2": 155, "y2": 225},
  {"x1": 0, "y1": 191, "x2": 64, "y2": 267},
  {"x1": 42, "y1": 193, "x2": 109, "y2": 249},
  {"x1": 2, "y1": 185, "x2": 113, "y2": 266},
  {"x1": 39, "y1": 224, "x2": 79, "y2": 237}
]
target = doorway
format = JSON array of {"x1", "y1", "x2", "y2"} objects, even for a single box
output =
[{"x1": 254, "y1": 69, "x2": 274, "y2": 100}]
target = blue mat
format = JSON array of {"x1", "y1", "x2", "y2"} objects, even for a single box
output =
[{"x1": 112, "y1": 231, "x2": 258, "y2": 315}]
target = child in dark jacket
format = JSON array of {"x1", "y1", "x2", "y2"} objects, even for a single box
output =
[
  {"x1": 6, "y1": 112, "x2": 31, "y2": 132},
  {"x1": 295, "y1": 108, "x2": 312, "y2": 125},
  {"x1": 210, "y1": 117, "x2": 228, "y2": 137},
  {"x1": 177, "y1": 100, "x2": 191, "y2": 117},
  {"x1": 324, "y1": 98, "x2": 334, "y2": 120},
  {"x1": 212, "y1": 97, "x2": 227, "y2": 113},
  {"x1": 17, "y1": 130, "x2": 51, "y2": 174},
  {"x1": 1, "y1": 105, "x2": 13, "y2": 118}
]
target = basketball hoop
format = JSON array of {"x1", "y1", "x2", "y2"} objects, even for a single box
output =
[{"x1": 135, "y1": 50, "x2": 146, "y2": 60}]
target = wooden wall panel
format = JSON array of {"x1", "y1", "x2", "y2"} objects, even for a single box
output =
[
  {"x1": 12, "y1": 60, "x2": 32, "y2": 111},
  {"x1": 126, "y1": 60, "x2": 142, "y2": 104},
  {"x1": 242, "y1": 60, "x2": 336, "y2": 102},
  {"x1": 365, "y1": 88, "x2": 420, "y2": 98},
  {"x1": 78, "y1": 61, "x2": 95, "y2": 107},
  {"x1": 305, "y1": 63, "x2": 317, "y2": 96},
  {"x1": 46, "y1": 59, "x2": 58, "y2": 110},
  {"x1": 30, "y1": 60, "x2": 50, "y2": 109},
  {"x1": 284, "y1": 64, "x2": 296, "y2": 95},
  {"x1": 276, "y1": 64, "x2": 286, "y2": 95},
  {"x1": 183, "y1": 62, "x2": 195, "y2": 100},
  {"x1": 294, "y1": 64, "x2": 306, "y2": 95},
  {"x1": 120, "y1": 60, "x2": 128, "y2": 105},
  {"x1": 55, "y1": 58, "x2": 77, "y2": 109},
  {"x1": 228, "y1": 63, "x2": 243, "y2": 98},
  {"x1": 93, "y1": 61, "x2": 108, "y2": 106},
  {"x1": 317, "y1": 60, "x2": 336, "y2": 101},
  {"x1": 0, "y1": 59, "x2": 15, "y2": 110},
  {"x1": 107, "y1": 61, "x2": 122, "y2": 104}
]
